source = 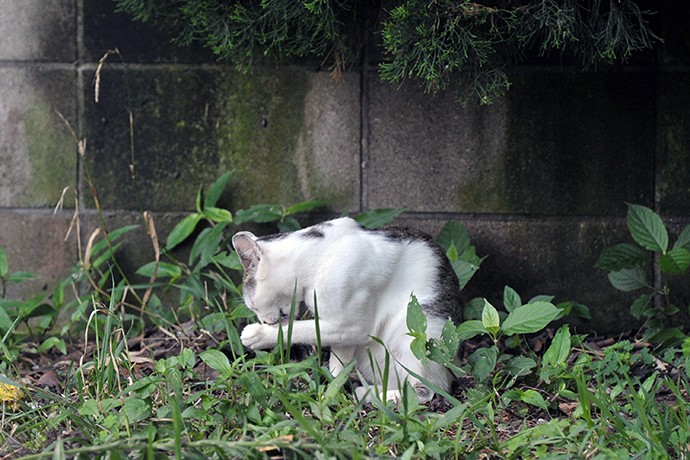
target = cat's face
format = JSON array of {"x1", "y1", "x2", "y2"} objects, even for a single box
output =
[{"x1": 232, "y1": 232, "x2": 292, "y2": 325}]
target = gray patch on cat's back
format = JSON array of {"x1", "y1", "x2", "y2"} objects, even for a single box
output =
[
  {"x1": 373, "y1": 225, "x2": 434, "y2": 245},
  {"x1": 300, "y1": 221, "x2": 333, "y2": 239},
  {"x1": 258, "y1": 232, "x2": 289, "y2": 242},
  {"x1": 301, "y1": 227, "x2": 325, "y2": 238},
  {"x1": 375, "y1": 225, "x2": 463, "y2": 324},
  {"x1": 425, "y1": 243, "x2": 463, "y2": 324}
]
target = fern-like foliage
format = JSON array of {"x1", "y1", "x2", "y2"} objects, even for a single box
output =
[{"x1": 114, "y1": 0, "x2": 660, "y2": 104}]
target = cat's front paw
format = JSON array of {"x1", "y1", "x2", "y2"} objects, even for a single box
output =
[{"x1": 241, "y1": 323, "x2": 277, "y2": 350}]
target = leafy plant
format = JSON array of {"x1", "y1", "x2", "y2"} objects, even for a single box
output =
[
  {"x1": 596, "y1": 203, "x2": 690, "y2": 344},
  {"x1": 113, "y1": 0, "x2": 660, "y2": 104}
]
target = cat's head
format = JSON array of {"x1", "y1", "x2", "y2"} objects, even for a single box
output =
[{"x1": 231, "y1": 231, "x2": 294, "y2": 325}]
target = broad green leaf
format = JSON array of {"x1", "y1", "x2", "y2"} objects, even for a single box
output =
[
  {"x1": 456, "y1": 320, "x2": 487, "y2": 341},
  {"x1": 503, "y1": 285, "x2": 522, "y2": 312},
  {"x1": 630, "y1": 293, "x2": 652, "y2": 319},
  {"x1": 595, "y1": 243, "x2": 649, "y2": 271},
  {"x1": 459, "y1": 245, "x2": 483, "y2": 265},
  {"x1": 467, "y1": 346, "x2": 498, "y2": 382},
  {"x1": 406, "y1": 295, "x2": 427, "y2": 336},
  {"x1": 19, "y1": 297, "x2": 54, "y2": 319},
  {"x1": 136, "y1": 261, "x2": 182, "y2": 279},
  {"x1": 213, "y1": 251, "x2": 242, "y2": 271},
  {"x1": 166, "y1": 213, "x2": 202, "y2": 250},
  {"x1": 233, "y1": 204, "x2": 283, "y2": 224},
  {"x1": 627, "y1": 203, "x2": 668, "y2": 253},
  {"x1": 199, "y1": 350, "x2": 233, "y2": 377},
  {"x1": 673, "y1": 224, "x2": 690, "y2": 251},
  {"x1": 436, "y1": 221, "x2": 470, "y2": 254},
  {"x1": 410, "y1": 336, "x2": 427, "y2": 362},
  {"x1": 446, "y1": 242, "x2": 459, "y2": 262},
  {"x1": 189, "y1": 223, "x2": 227, "y2": 267},
  {"x1": 79, "y1": 399, "x2": 100, "y2": 416},
  {"x1": 501, "y1": 301, "x2": 561, "y2": 336},
  {"x1": 354, "y1": 208, "x2": 405, "y2": 229},
  {"x1": 502, "y1": 420, "x2": 570, "y2": 456},
  {"x1": 659, "y1": 247, "x2": 690, "y2": 275},
  {"x1": 503, "y1": 356, "x2": 537, "y2": 378},
  {"x1": 428, "y1": 320, "x2": 460, "y2": 365},
  {"x1": 203, "y1": 171, "x2": 233, "y2": 209},
  {"x1": 607, "y1": 267, "x2": 649, "y2": 292},
  {"x1": 520, "y1": 389, "x2": 549, "y2": 410},
  {"x1": 285, "y1": 199, "x2": 327, "y2": 215},
  {"x1": 37, "y1": 337, "x2": 67, "y2": 354},
  {"x1": 123, "y1": 398, "x2": 150, "y2": 423},
  {"x1": 543, "y1": 325, "x2": 571, "y2": 367},
  {"x1": 0, "y1": 247, "x2": 7, "y2": 278},
  {"x1": 481, "y1": 299, "x2": 500, "y2": 335},
  {"x1": 203, "y1": 207, "x2": 233, "y2": 223},
  {"x1": 451, "y1": 259, "x2": 480, "y2": 289}
]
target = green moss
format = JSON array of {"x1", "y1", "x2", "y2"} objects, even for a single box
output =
[
  {"x1": 84, "y1": 67, "x2": 357, "y2": 212},
  {"x1": 24, "y1": 103, "x2": 76, "y2": 207},
  {"x1": 215, "y1": 69, "x2": 310, "y2": 209}
]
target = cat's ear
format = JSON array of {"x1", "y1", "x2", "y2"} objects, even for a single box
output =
[{"x1": 232, "y1": 232, "x2": 262, "y2": 268}]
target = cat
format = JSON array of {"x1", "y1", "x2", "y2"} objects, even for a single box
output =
[{"x1": 231, "y1": 217, "x2": 462, "y2": 403}]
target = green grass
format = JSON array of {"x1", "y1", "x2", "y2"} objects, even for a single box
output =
[
  {"x1": 1, "y1": 188, "x2": 688, "y2": 458},
  {"x1": 2, "y1": 298, "x2": 689, "y2": 459}
]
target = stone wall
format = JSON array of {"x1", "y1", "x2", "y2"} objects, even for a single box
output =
[{"x1": 1, "y1": 1, "x2": 689, "y2": 334}]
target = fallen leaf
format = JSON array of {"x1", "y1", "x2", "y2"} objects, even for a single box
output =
[{"x1": 0, "y1": 381, "x2": 24, "y2": 410}]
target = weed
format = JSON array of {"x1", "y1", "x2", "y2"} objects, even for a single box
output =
[
  {"x1": 1, "y1": 180, "x2": 689, "y2": 458},
  {"x1": 596, "y1": 203, "x2": 690, "y2": 345}
]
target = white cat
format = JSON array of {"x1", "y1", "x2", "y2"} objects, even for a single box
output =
[{"x1": 231, "y1": 217, "x2": 462, "y2": 403}]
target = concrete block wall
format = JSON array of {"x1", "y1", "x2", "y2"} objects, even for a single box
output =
[{"x1": 1, "y1": 1, "x2": 689, "y2": 334}]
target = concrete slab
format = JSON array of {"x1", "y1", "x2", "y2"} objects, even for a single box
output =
[
  {"x1": 366, "y1": 69, "x2": 655, "y2": 215},
  {"x1": 0, "y1": 210, "x2": 77, "y2": 301},
  {"x1": 366, "y1": 74, "x2": 510, "y2": 213},
  {"x1": 0, "y1": 0, "x2": 76, "y2": 61},
  {"x1": 82, "y1": 66, "x2": 359, "y2": 212},
  {"x1": 0, "y1": 67, "x2": 77, "y2": 207}
]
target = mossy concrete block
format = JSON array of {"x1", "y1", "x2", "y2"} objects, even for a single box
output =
[
  {"x1": 0, "y1": 0, "x2": 76, "y2": 61},
  {"x1": 0, "y1": 68, "x2": 77, "y2": 207},
  {"x1": 0, "y1": 210, "x2": 77, "y2": 300},
  {"x1": 83, "y1": 0, "x2": 215, "y2": 64},
  {"x1": 366, "y1": 75, "x2": 510, "y2": 213},
  {"x1": 657, "y1": 71, "x2": 690, "y2": 216},
  {"x1": 394, "y1": 215, "x2": 640, "y2": 335},
  {"x1": 504, "y1": 71, "x2": 655, "y2": 215},
  {"x1": 83, "y1": 66, "x2": 359, "y2": 212},
  {"x1": 366, "y1": 70, "x2": 655, "y2": 215}
]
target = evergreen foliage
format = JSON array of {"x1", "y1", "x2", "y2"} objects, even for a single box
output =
[{"x1": 114, "y1": 0, "x2": 659, "y2": 103}]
